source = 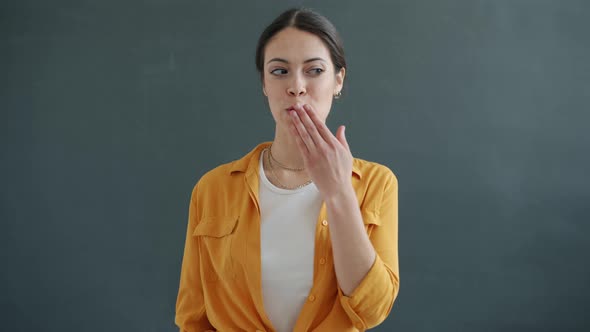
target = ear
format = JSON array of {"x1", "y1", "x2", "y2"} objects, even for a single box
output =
[
  {"x1": 262, "y1": 84, "x2": 267, "y2": 96},
  {"x1": 335, "y1": 67, "x2": 345, "y2": 93}
]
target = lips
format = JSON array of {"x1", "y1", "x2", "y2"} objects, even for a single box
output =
[{"x1": 286, "y1": 103, "x2": 303, "y2": 111}]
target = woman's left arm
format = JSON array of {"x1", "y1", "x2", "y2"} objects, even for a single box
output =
[{"x1": 290, "y1": 104, "x2": 400, "y2": 328}]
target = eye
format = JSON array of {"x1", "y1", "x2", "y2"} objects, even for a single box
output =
[
  {"x1": 270, "y1": 68, "x2": 288, "y2": 76},
  {"x1": 309, "y1": 68, "x2": 324, "y2": 75}
]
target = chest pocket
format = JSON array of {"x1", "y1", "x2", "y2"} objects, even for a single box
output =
[{"x1": 193, "y1": 215, "x2": 238, "y2": 283}]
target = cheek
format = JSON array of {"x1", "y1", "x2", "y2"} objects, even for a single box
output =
[
  {"x1": 311, "y1": 87, "x2": 335, "y2": 109},
  {"x1": 309, "y1": 87, "x2": 334, "y2": 119},
  {"x1": 308, "y1": 80, "x2": 333, "y2": 97},
  {"x1": 264, "y1": 80, "x2": 283, "y2": 98}
]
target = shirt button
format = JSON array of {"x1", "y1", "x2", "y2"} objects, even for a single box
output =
[
  {"x1": 319, "y1": 258, "x2": 326, "y2": 265},
  {"x1": 308, "y1": 295, "x2": 316, "y2": 302},
  {"x1": 322, "y1": 219, "x2": 328, "y2": 226}
]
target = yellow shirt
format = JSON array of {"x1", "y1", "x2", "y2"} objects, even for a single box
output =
[{"x1": 175, "y1": 141, "x2": 400, "y2": 332}]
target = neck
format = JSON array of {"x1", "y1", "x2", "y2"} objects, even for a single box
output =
[{"x1": 270, "y1": 125, "x2": 306, "y2": 169}]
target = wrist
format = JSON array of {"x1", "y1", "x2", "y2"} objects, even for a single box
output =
[{"x1": 324, "y1": 184, "x2": 357, "y2": 207}]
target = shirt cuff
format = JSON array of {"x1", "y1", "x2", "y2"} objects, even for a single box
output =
[{"x1": 338, "y1": 253, "x2": 399, "y2": 329}]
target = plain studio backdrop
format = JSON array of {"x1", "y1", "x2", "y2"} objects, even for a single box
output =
[{"x1": 1, "y1": 0, "x2": 589, "y2": 331}]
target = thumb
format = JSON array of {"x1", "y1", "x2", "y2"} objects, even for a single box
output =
[{"x1": 336, "y1": 125, "x2": 350, "y2": 151}]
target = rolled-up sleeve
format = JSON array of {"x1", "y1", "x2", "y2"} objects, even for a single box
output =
[
  {"x1": 338, "y1": 169, "x2": 400, "y2": 329},
  {"x1": 175, "y1": 184, "x2": 216, "y2": 332}
]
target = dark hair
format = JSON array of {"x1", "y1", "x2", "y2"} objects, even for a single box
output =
[{"x1": 255, "y1": 7, "x2": 346, "y2": 81}]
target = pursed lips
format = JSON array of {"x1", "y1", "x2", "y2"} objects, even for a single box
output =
[{"x1": 285, "y1": 103, "x2": 305, "y2": 112}]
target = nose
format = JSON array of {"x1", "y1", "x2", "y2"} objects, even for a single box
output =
[{"x1": 287, "y1": 76, "x2": 306, "y2": 97}]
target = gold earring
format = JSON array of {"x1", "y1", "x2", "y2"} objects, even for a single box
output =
[{"x1": 334, "y1": 90, "x2": 342, "y2": 99}]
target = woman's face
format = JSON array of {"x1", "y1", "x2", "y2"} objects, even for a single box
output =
[{"x1": 262, "y1": 27, "x2": 345, "y2": 127}]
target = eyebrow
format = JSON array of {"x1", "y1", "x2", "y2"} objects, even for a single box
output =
[{"x1": 266, "y1": 57, "x2": 327, "y2": 65}]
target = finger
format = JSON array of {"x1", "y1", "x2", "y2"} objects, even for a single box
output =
[
  {"x1": 303, "y1": 104, "x2": 338, "y2": 146},
  {"x1": 290, "y1": 119, "x2": 310, "y2": 156},
  {"x1": 290, "y1": 110, "x2": 313, "y2": 154},
  {"x1": 336, "y1": 125, "x2": 350, "y2": 151},
  {"x1": 295, "y1": 105, "x2": 324, "y2": 147}
]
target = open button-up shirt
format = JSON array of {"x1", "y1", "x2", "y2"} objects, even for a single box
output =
[{"x1": 175, "y1": 141, "x2": 399, "y2": 332}]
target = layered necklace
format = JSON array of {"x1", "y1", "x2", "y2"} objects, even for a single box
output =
[{"x1": 264, "y1": 144, "x2": 313, "y2": 190}]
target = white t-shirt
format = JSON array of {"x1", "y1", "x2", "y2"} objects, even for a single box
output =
[{"x1": 258, "y1": 149, "x2": 323, "y2": 332}]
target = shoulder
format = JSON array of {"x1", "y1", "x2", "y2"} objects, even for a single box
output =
[
  {"x1": 190, "y1": 142, "x2": 269, "y2": 195},
  {"x1": 353, "y1": 156, "x2": 398, "y2": 187},
  {"x1": 188, "y1": 160, "x2": 241, "y2": 211},
  {"x1": 202, "y1": 160, "x2": 236, "y2": 182},
  {"x1": 192, "y1": 159, "x2": 238, "y2": 193}
]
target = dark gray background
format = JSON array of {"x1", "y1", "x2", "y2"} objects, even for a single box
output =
[{"x1": 2, "y1": 0, "x2": 589, "y2": 331}]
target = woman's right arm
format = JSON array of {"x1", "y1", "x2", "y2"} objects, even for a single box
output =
[{"x1": 175, "y1": 183, "x2": 215, "y2": 332}]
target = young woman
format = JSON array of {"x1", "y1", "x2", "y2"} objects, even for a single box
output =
[{"x1": 175, "y1": 7, "x2": 399, "y2": 332}]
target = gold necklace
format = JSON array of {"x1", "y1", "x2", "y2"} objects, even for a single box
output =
[
  {"x1": 264, "y1": 148, "x2": 312, "y2": 190},
  {"x1": 268, "y1": 143, "x2": 305, "y2": 171}
]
